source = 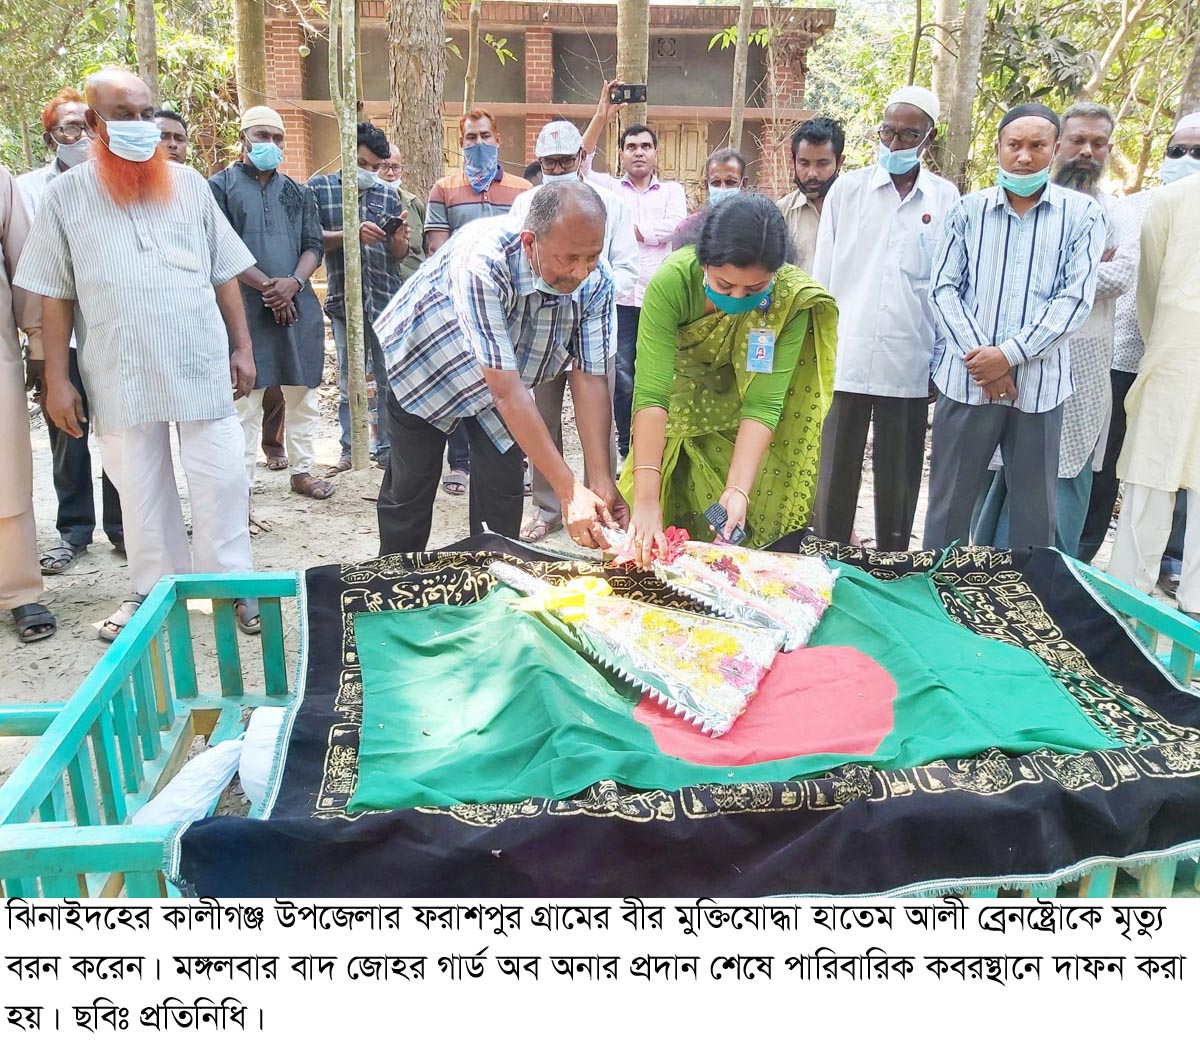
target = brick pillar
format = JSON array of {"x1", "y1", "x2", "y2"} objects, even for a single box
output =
[
  {"x1": 762, "y1": 35, "x2": 812, "y2": 199},
  {"x1": 266, "y1": 21, "x2": 314, "y2": 179},
  {"x1": 524, "y1": 111, "x2": 559, "y2": 161},
  {"x1": 525, "y1": 27, "x2": 554, "y2": 105}
]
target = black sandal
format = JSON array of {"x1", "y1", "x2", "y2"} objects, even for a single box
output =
[
  {"x1": 13, "y1": 604, "x2": 56, "y2": 644},
  {"x1": 39, "y1": 541, "x2": 86, "y2": 576},
  {"x1": 235, "y1": 598, "x2": 262, "y2": 636}
]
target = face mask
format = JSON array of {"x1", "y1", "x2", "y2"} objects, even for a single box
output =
[
  {"x1": 878, "y1": 139, "x2": 925, "y2": 177},
  {"x1": 55, "y1": 138, "x2": 91, "y2": 169},
  {"x1": 1161, "y1": 155, "x2": 1200, "y2": 185},
  {"x1": 539, "y1": 170, "x2": 579, "y2": 185},
  {"x1": 246, "y1": 141, "x2": 283, "y2": 171},
  {"x1": 703, "y1": 271, "x2": 773, "y2": 315},
  {"x1": 997, "y1": 163, "x2": 1052, "y2": 197},
  {"x1": 355, "y1": 167, "x2": 379, "y2": 191},
  {"x1": 532, "y1": 240, "x2": 565, "y2": 296},
  {"x1": 707, "y1": 185, "x2": 740, "y2": 206},
  {"x1": 100, "y1": 116, "x2": 162, "y2": 163},
  {"x1": 795, "y1": 170, "x2": 838, "y2": 198},
  {"x1": 463, "y1": 141, "x2": 500, "y2": 192}
]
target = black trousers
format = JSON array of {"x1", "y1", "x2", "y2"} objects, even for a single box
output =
[
  {"x1": 260, "y1": 385, "x2": 285, "y2": 457},
  {"x1": 45, "y1": 347, "x2": 123, "y2": 548},
  {"x1": 377, "y1": 391, "x2": 524, "y2": 554},
  {"x1": 1079, "y1": 370, "x2": 1135, "y2": 563},
  {"x1": 811, "y1": 391, "x2": 928, "y2": 551}
]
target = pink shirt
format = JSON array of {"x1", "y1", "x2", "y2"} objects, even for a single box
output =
[{"x1": 583, "y1": 152, "x2": 688, "y2": 308}]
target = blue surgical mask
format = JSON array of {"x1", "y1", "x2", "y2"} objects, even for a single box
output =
[
  {"x1": 246, "y1": 141, "x2": 283, "y2": 171},
  {"x1": 355, "y1": 167, "x2": 379, "y2": 191},
  {"x1": 532, "y1": 241, "x2": 566, "y2": 296},
  {"x1": 464, "y1": 141, "x2": 500, "y2": 192},
  {"x1": 707, "y1": 185, "x2": 740, "y2": 206},
  {"x1": 997, "y1": 163, "x2": 1052, "y2": 197},
  {"x1": 703, "y1": 271, "x2": 773, "y2": 315},
  {"x1": 1161, "y1": 155, "x2": 1200, "y2": 185},
  {"x1": 100, "y1": 116, "x2": 161, "y2": 163},
  {"x1": 877, "y1": 141, "x2": 924, "y2": 176},
  {"x1": 539, "y1": 170, "x2": 578, "y2": 185}
]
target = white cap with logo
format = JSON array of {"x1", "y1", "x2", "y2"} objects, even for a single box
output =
[{"x1": 535, "y1": 121, "x2": 585, "y2": 158}]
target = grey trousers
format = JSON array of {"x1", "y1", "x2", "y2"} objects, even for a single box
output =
[
  {"x1": 923, "y1": 397, "x2": 1063, "y2": 550},
  {"x1": 811, "y1": 391, "x2": 928, "y2": 551},
  {"x1": 529, "y1": 368, "x2": 619, "y2": 527}
]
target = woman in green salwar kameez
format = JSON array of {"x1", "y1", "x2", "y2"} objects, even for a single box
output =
[{"x1": 620, "y1": 193, "x2": 837, "y2": 568}]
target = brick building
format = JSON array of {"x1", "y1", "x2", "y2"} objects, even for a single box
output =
[{"x1": 265, "y1": 2, "x2": 835, "y2": 202}]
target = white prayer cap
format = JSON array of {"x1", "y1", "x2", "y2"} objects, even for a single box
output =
[
  {"x1": 885, "y1": 86, "x2": 940, "y2": 124},
  {"x1": 240, "y1": 105, "x2": 285, "y2": 133},
  {"x1": 1174, "y1": 112, "x2": 1200, "y2": 134},
  {"x1": 535, "y1": 121, "x2": 584, "y2": 158}
]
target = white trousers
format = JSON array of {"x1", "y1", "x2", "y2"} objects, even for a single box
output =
[
  {"x1": 1109, "y1": 484, "x2": 1200, "y2": 612},
  {"x1": 235, "y1": 385, "x2": 321, "y2": 482},
  {"x1": 97, "y1": 417, "x2": 252, "y2": 597}
]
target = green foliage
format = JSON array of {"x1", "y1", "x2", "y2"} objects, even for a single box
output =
[
  {"x1": 484, "y1": 33, "x2": 516, "y2": 66},
  {"x1": 708, "y1": 26, "x2": 773, "y2": 51}
]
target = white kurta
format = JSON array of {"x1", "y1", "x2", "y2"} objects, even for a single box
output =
[
  {"x1": 1117, "y1": 175, "x2": 1200, "y2": 492},
  {"x1": 812, "y1": 164, "x2": 960, "y2": 399}
]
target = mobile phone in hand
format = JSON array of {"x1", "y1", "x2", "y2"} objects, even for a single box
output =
[
  {"x1": 704, "y1": 503, "x2": 746, "y2": 545},
  {"x1": 609, "y1": 83, "x2": 648, "y2": 105},
  {"x1": 380, "y1": 213, "x2": 406, "y2": 236}
]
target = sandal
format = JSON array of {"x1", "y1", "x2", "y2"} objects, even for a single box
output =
[
  {"x1": 325, "y1": 456, "x2": 352, "y2": 478},
  {"x1": 235, "y1": 598, "x2": 262, "y2": 635},
  {"x1": 520, "y1": 518, "x2": 563, "y2": 543},
  {"x1": 39, "y1": 541, "x2": 86, "y2": 576},
  {"x1": 290, "y1": 472, "x2": 335, "y2": 500},
  {"x1": 442, "y1": 469, "x2": 468, "y2": 496},
  {"x1": 265, "y1": 454, "x2": 289, "y2": 471},
  {"x1": 13, "y1": 604, "x2": 56, "y2": 644},
  {"x1": 98, "y1": 595, "x2": 144, "y2": 643}
]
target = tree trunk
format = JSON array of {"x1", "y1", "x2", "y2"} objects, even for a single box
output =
[
  {"x1": 330, "y1": 0, "x2": 369, "y2": 470},
  {"x1": 19, "y1": 120, "x2": 33, "y2": 171},
  {"x1": 929, "y1": 0, "x2": 959, "y2": 173},
  {"x1": 616, "y1": 0, "x2": 650, "y2": 131},
  {"x1": 133, "y1": 0, "x2": 158, "y2": 102},
  {"x1": 388, "y1": 0, "x2": 446, "y2": 203},
  {"x1": 464, "y1": 0, "x2": 482, "y2": 113},
  {"x1": 728, "y1": 0, "x2": 756, "y2": 151},
  {"x1": 943, "y1": 0, "x2": 986, "y2": 190},
  {"x1": 907, "y1": 0, "x2": 924, "y2": 86},
  {"x1": 232, "y1": 0, "x2": 267, "y2": 109},
  {"x1": 1180, "y1": 33, "x2": 1200, "y2": 118}
]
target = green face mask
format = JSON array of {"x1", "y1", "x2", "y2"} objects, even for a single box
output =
[
  {"x1": 703, "y1": 271, "x2": 773, "y2": 315},
  {"x1": 996, "y1": 163, "x2": 1051, "y2": 198}
]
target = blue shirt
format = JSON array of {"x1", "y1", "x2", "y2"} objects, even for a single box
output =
[
  {"x1": 373, "y1": 216, "x2": 614, "y2": 451},
  {"x1": 930, "y1": 182, "x2": 1105, "y2": 412}
]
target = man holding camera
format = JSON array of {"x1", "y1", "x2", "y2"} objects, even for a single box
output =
[{"x1": 581, "y1": 79, "x2": 687, "y2": 460}]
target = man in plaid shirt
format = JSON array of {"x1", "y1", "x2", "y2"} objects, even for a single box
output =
[{"x1": 373, "y1": 181, "x2": 628, "y2": 551}]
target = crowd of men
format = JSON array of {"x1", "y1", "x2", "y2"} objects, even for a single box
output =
[{"x1": 2, "y1": 65, "x2": 1199, "y2": 646}]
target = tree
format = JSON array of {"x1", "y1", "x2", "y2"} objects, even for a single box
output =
[
  {"x1": 942, "y1": 0, "x2": 986, "y2": 188},
  {"x1": 232, "y1": 0, "x2": 266, "y2": 108},
  {"x1": 1181, "y1": 33, "x2": 1200, "y2": 116},
  {"x1": 388, "y1": 0, "x2": 446, "y2": 202},
  {"x1": 727, "y1": 0, "x2": 757, "y2": 152},
  {"x1": 464, "y1": 0, "x2": 482, "y2": 112},
  {"x1": 134, "y1": 0, "x2": 159, "y2": 102},
  {"x1": 616, "y1": 0, "x2": 650, "y2": 129},
  {"x1": 329, "y1": 0, "x2": 369, "y2": 470}
]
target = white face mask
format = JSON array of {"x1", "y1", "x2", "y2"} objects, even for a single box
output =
[
  {"x1": 355, "y1": 167, "x2": 379, "y2": 190},
  {"x1": 55, "y1": 137, "x2": 92, "y2": 169}
]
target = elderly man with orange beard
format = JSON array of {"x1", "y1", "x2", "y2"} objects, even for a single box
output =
[{"x1": 16, "y1": 69, "x2": 260, "y2": 641}]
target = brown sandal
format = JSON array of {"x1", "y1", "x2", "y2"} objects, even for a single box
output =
[
  {"x1": 325, "y1": 456, "x2": 352, "y2": 478},
  {"x1": 291, "y1": 472, "x2": 335, "y2": 499},
  {"x1": 265, "y1": 454, "x2": 289, "y2": 471}
]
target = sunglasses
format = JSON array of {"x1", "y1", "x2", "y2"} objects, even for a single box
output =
[{"x1": 1166, "y1": 145, "x2": 1200, "y2": 160}]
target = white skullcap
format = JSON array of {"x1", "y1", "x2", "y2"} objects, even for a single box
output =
[
  {"x1": 886, "y1": 86, "x2": 940, "y2": 123},
  {"x1": 1174, "y1": 112, "x2": 1200, "y2": 134},
  {"x1": 535, "y1": 121, "x2": 584, "y2": 158},
  {"x1": 240, "y1": 105, "x2": 285, "y2": 133}
]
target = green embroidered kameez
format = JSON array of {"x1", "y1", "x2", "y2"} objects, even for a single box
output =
[{"x1": 618, "y1": 247, "x2": 838, "y2": 545}]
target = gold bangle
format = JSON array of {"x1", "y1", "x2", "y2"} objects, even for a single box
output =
[
  {"x1": 633, "y1": 465, "x2": 662, "y2": 475},
  {"x1": 725, "y1": 484, "x2": 750, "y2": 501}
]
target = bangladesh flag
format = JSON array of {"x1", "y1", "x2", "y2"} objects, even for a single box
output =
[{"x1": 348, "y1": 564, "x2": 1120, "y2": 813}]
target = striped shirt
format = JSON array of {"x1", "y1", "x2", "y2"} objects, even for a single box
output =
[
  {"x1": 373, "y1": 216, "x2": 614, "y2": 452},
  {"x1": 930, "y1": 182, "x2": 1105, "y2": 413},
  {"x1": 14, "y1": 162, "x2": 255, "y2": 436},
  {"x1": 424, "y1": 169, "x2": 531, "y2": 235}
]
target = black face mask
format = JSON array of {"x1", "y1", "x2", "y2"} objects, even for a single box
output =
[{"x1": 795, "y1": 169, "x2": 839, "y2": 198}]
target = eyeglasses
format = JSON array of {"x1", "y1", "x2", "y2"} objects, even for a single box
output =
[
  {"x1": 540, "y1": 155, "x2": 579, "y2": 174},
  {"x1": 50, "y1": 123, "x2": 88, "y2": 143},
  {"x1": 1166, "y1": 145, "x2": 1200, "y2": 160},
  {"x1": 878, "y1": 125, "x2": 929, "y2": 147},
  {"x1": 378, "y1": 164, "x2": 401, "y2": 175}
]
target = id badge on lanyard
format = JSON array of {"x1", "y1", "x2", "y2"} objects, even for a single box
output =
[{"x1": 746, "y1": 327, "x2": 776, "y2": 373}]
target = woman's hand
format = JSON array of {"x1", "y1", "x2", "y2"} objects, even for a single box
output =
[
  {"x1": 627, "y1": 497, "x2": 668, "y2": 571},
  {"x1": 714, "y1": 487, "x2": 749, "y2": 542}
]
